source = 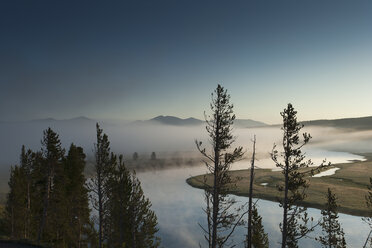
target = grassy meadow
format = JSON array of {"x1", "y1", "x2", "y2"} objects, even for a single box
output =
[{"x1": 187, "y1": 153, "x2": 372, "y2": 217}]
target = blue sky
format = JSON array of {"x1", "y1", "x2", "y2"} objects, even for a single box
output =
[{"x1": 1, "y1": 0, "x2": 372, "y2": 123}]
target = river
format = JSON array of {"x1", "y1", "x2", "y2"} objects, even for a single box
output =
[{"x1": 137, "y1": 150, "x2": 370, "y2": 248}]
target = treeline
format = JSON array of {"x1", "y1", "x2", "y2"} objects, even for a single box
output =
[
  {"x1": 196, "y1": 85, "x2": 372, "y2": 248},
  {"x1": 2, "y1": 125, "x2": 160, "y2": 248}
]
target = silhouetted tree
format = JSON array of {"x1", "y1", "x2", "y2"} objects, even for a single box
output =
[
  {"x1": 196, "y1": 84, "x2": 244, "y2": 248},
  {"x1": 151, "y1": 152, "x2": 156, "y2": 160},
  {"x1": 107, "y1": 154, "x2": 160, "y2": 248},
  {"x1": 5, "y1": 165, "x2": 27, "y2": 239},
  {"x1": 20, "y1": 145, "x2": 33, "y2": 239},
  {"x1": 246, "y1": 136, "x2": 259, "y2": 248},
  {"x1": 88, "y1": 123, "x2": 115, "y2": 248},
  {"x1": 38, "y1": 128, "x2": 65, "y2": 243},
  {"x1": 271, "y1": 104, "x2": 320, "y2": 248},
  {"x1": 245, "y1": 205, "x2": 268, "y2": 248},
  {"x1": 128, "y1": 172, "x2": 160, "y2": 248},
  {"x1": 62, "y1": 144, "x2": 93, "y2": 247},
  {"x1": 133, "y1": 152, "x2": 139, "y2": 161},
  {"x1": 317, "y1": 188, "x2": 346, "y2": 248}
]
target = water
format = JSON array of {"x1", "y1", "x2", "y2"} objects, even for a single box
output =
[{"x1": 137, "y1": 151, "x2": 370, "y2": 248}]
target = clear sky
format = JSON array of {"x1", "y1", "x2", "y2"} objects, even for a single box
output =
[{"x1": 1, "y1": 0, "x2": 372, "y2": 124}]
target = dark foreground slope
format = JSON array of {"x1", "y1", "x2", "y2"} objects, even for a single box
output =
[{"x1": 0, "y1": 240, "x2": 45, "y2": 248}]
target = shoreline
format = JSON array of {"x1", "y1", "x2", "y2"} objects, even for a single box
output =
[{"x1": 186, "y1": 153, "x2": 372, "y2": 217}]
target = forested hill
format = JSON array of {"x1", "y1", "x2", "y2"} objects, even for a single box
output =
[{"x1": 301, "y1": 116, "x2": 372, "y2": 130}]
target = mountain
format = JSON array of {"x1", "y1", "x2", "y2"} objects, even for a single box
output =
[
  {"x1": 141, "y1": 116, "x2": 204, "y2": 126},
  {"x1": 234, "y1": 119, "x2": 267, "y2": 128},
  {"x1": 301, "y1": 116, "x2": 372, "y2": 130},
  {"x1": 132, "y1": 115, "x2": 268, "y2": 128}
]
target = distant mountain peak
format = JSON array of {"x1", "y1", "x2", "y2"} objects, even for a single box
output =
[
  {"x1": 68, "y1": 116, "x2": 93, "y2": 121},
  {"x1": 149, "y1": 115, "x2": 203, "y2": 126}
]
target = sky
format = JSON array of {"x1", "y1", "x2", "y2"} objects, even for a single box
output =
[{"x1": 1, "y1": 0, "x2": 372, "y2": 124}]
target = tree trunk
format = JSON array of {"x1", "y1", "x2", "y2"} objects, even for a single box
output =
[
  {"x1": 38, "y1": 173, "x2": 51, "y2": 242},
  {"x1": 281, "y1": 166, "x2": 289, "y2": 248},
  {"x1": 247, "y1": 136, "x2": 256, "y2": 248},
  {"x1": 98, "y1": 173, "x2": 103, "y2": 248},
  {"x1": 211, "y1": 116, "x2": 220, "y2": 248}
]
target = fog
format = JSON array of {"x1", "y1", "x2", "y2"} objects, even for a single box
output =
[
  {"x1": 1, "y1": 119, "x2": 371, "y2": 167},
  {"x1": 1, "y1": 118, "x2": 370, "y2": 194}
]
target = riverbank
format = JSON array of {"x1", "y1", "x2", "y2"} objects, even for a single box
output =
[{"x1": 186, "y1": 153, "x2": 372, "y2": 217}]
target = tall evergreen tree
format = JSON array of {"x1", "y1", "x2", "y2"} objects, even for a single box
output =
[
  {"x1": 88, "y1": 123, "x2": 115, "y2": 248},
  {"x1": 196, "y1": 84, "x2": 244, "y2": 248},
  {"x1": 20, "y1": 145, "x2": 33, "y2": 239},
  {"x1": 61, "y1": 144, "x2": 93, "y2": 248},
  {"x1": 38, "y1": 128, "x2": 65, "y2": 243},
  {"x1": 271, "y1": 104, "x2": 319, "y2": 248},
  {"x1": 246, "y1": 136, "x2": 259, "y2": 248},
  {"x1": 106, "y1": 154, "x2": 132, "y2": 247},
  {"x1": 107, "y1": 155, "x2": 160, "y2": 248},
  {"x1": 151, "y1": 152, "x2": 156, "y2": 160},
  {"x1": 5, "y1": 165, "x2": 27, "y2": 239},
  {"x1": 5, "y1": 146, "x2": 34, "y2": 240},
  {"x1": 248, "y1": 205, "x2": 268, "y2": 248},
  {"x1": 317, "y1": 188, "x2": 346, "y2": 248},
  {"x1": 127, "y1": 172, "x2": 160, "y2": 248}
]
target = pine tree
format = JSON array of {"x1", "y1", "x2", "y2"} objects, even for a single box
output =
[
  {"x1": 88, "y1": 123, "x2": 115, "y2": 248},
  {"x1": 62, "y1": 144, "x2": 93, "y2": 247},
  {"x1": 5, "y1": 165, "x2": 27, "y2": 239},
  {"x1": 271, "y1": 104, "x2": 319, "y2": 248},
  {"x1": 38, "y1": 128, "x2": 65, "y2": 243},
  {"x1": 151, "y1": 152, "x2": 156, "y2": 160},
  {"x1": 196, "y1": 84, "x2": 244, "y2": 248},
  {"x1": 133, "y1": 152, "x2": 139, "y2": 161},
  {"x1": 29, "y1": 150, "x2": 46, "y2": 240},
  {"x1": 250, "y1": 205, "x2": 268, "y2": 248},
  {"x1": 106, "y1": 154, "x2": 132, "y2": 247},
  {"x1": 20, "y1": 145, "x2": 33, "y2": 239},
  {"x1": 5, "y1": 146, "x2": 34, "y2": 240},
  {"x1": 107, "y1": 155, "x2": 160, "y2": 248},
  {"x1": 317, "y1": 188, "x2": 346, "y2": 248},
  {"x1": 246, "y1": 136, "x2": 259, "y2": 248},
  {"x1": 127, "y1": 172, "x2": 160, "y2": 248}
]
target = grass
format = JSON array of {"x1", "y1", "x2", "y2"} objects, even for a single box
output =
[{"x1": 186, "y1": 153, "x2": 372, "y2": 217}]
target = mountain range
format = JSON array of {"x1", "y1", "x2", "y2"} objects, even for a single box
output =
[
  {"x1": 4, "y1": 115, "x2": 372, "y2": 130},
  {"x1": 134, "y1": 115, "x2": 268, "y2": 128}
]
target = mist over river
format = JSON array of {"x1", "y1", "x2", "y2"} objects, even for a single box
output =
[{"x1": 137, "y1": 150, "x2": 370, "y2": 248}]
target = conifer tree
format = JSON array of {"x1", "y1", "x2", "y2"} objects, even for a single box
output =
[
  {"x1": 249, "y1": 205, "x2": 268, "y2": 248},
  {"x1": 317, "y1": 188, "x2": 346, "y2": 248},
  {"x1": 127, "y1": 172, "x2": 160, "y2": 248},
  {"x1": 62, "y1": 144, "x2": 93, "y2": 247},
  {"x1": 20, "y1": 145, "x2": 33, "y2": 239},
  {"x1": 196, "y1": 84, "x2": 244, "y2": 248},
  {"x1": 246, "y1": 136, "x2": 258, "y2": 248},
  {"x1": 38, "y1": 128, "x2": 65, "y2": 243},
  {"x1": 5, "y1": 165, "x2": 27, "y2": 239},
  {"x1": 5, "y1": 146, "x2": 34, "y2": 240},
  {"x1": 271, "y1": 104, "x2": 319, "y2": 248},
  {"x1": 151, "y1": 152, "x2": 156, "y2": 160},
  {"x1": 133, "y1": 152, "x2": 139, "y2": 161},
  {"x1": 107, "y1": 155, "x2": 160, "y2": 248},
  {"x1": 106, "y1": 154, "x2": 132, "y2": 247},
  {"x1": 88, "y1": 123, "x2": 115, "y2": 248}
]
